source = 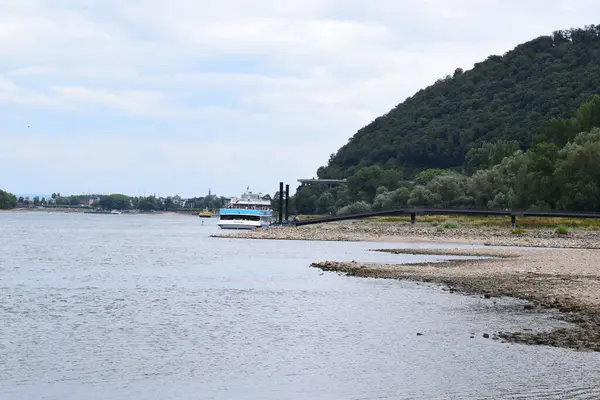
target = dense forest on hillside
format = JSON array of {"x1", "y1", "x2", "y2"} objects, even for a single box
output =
[
  {"x1": 293, "y1": 83, "x2": 600, "y2": 214},
  {"x1": 318, "y1": 25, "x2": 600, "y2": 179}
]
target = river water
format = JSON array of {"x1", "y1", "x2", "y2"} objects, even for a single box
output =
[{"x1": 1, "y1": 212, "x2": 600, "y2": 399}]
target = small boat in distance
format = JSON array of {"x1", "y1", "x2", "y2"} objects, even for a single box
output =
[
  {"x1": 84, "y1": 209, "x2": 121, "y2": 215},
  {"x1": 217, "y1": 188, "x2": 272, "y2": 229},
  {"x1": 198, "y1": 209, "x2": 212, "y2": 218}
]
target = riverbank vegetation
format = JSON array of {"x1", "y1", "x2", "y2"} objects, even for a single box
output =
[
  {"x1": 295, "y1": 96, "x2": 600, "y2": 215},
  {"x1": 0, "y1": 189, "x2": 17, "y2": 210},
  {"x1": 10, "y1": 192, "x2": 230, "y2": 212},
  {"x1": 293, "y1": 25, "x2": 600, "y2": 215}
]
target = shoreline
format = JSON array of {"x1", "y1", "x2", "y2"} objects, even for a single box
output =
[
  {"x1": 2, "y1": 208, "x2": 205, "y2": 216},
  {"x1": 211, "y1": 220, "x2": 600, "y2": 249},
  {"x1": 311, "y1": 247, "x2": 600, "y2": 352},
  {"x1": 214, "y1": 221, "x2": 600, "y2": 351}
]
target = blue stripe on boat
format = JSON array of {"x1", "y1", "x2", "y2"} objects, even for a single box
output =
[{"x1": 219, "y1": 209, "x2": 272, "y2": 216}]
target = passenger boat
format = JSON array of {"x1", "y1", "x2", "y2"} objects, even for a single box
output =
[{"x1": 217, "y1": 188, "x2": 272, "y2": 229}]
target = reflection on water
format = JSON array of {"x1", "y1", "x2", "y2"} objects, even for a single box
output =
[{"x1": 1, "y1": 212, "x2": 600, "y2": 400}]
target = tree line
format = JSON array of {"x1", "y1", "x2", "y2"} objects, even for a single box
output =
[
  {"x1": 0, "y1": 192, "x2": 230, "y2": 211},
  {"x1": 0, "y1": 190, "x2": 17, "y2": 210},
  {"x1": 293, "y1": 96, "x2": 600, "y2": 214}
]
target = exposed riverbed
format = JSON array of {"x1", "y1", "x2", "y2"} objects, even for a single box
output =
[{"x1": 214, "y1": 221, "x2": 600, "y2": 352}]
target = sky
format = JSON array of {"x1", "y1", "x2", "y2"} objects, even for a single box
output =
[{"x1": 1, "y1": 1, "x2": 598, "y2": 198}]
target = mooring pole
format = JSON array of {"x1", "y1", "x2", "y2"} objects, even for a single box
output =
[
  {"x1": 510, "y1": 215, "x2": 516, "y2": 228},
  {"x1": 410, "y1": 212, "x2": 416, "y2": 225},
  {"x1": 278, "y1": 181, "x2": 284, "y2": 224},
  {"x1": 284, "y1": 184, "x2": 290, "y2": 222}
]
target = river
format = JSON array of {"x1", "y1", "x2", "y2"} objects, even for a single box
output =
[{"x1": 1, "y1": 211, "x2": 599, "y2": 399}]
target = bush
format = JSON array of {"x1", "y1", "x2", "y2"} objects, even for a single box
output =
[
  {"x1": 555, "y1": 225, "x2": 569, "y2": 235},
  {"x1": 442, "y1": 221, "x2": 458, "y2": 229},
  {"x1": 336, "y1": 201, "x2": 372, "y2": 216}
]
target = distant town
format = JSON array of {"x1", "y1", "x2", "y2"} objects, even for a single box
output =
[{"x1": 7, "y1": 190, "x2": 279, "y2": 213}]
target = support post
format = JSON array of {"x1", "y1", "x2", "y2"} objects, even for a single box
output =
[
  {"x1": 410, "y1": 212, "x2": 416, "y2": 225},
  {"x1": 510, "y1": 215, "x2": 516, "y2": 228},
  {"x1": 278, "y1": 181, "x2": 284, "y2": 224},
  {"x1": 284, "y1": 184, "x2": 290, "y2": 222}
]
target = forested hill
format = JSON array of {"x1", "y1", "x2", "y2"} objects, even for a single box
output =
[{"x1": 318, "y1": 25, "x2": 600, "y2": 179}]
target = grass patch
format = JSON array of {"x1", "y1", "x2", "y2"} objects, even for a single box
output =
[
  {"x1": 441, "y1": 221, "x2": 458, "y2": 229},
  {"x1": 367, "y1": 214, "x2": 600, "y2": 229},
  {"x1": 555, "y1": 225, "x2": 569, "y2": 235},
  {"x1": 511, "y1": 228, "x2": 526, "y2": 234}
]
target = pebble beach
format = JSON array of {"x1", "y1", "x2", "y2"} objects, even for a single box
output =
[{"x1": 211, "y1": 219, "x2": 600, "y2": 248}]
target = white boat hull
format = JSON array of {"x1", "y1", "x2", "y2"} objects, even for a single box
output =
[{"x1": 217, "y1": 220, "x2": 266, "y2": 229}]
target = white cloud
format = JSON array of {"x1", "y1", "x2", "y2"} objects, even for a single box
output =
[
  {"x1": 50, "y1": 86, "x2": 171, "y2": 116},
  {"x1": 1, "y1": 0, "x2": 599, "y2": 196}
]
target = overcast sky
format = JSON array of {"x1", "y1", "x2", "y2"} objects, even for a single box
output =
[{"x1": 0, "y1": 0, "x2": 598, "y2": 198}]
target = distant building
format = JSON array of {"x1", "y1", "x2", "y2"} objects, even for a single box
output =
[
  {"x1": 172, "y1": 195, "x2": 186, "y2": 208},
  {"x1": 180, "y1": 198, "x2": 195, "y2": 208}
]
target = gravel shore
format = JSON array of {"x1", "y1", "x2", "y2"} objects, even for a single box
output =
[
  {"x1": 311, "y1": 247, "x2": 600, "y2": 352},
  {"x1": 211, "y1": 220, "x2": 600, "y2": 249}
]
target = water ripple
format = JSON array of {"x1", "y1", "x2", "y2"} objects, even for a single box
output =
[{"x1": 1, "y1": 212, "x2": 600, "y2": 399}]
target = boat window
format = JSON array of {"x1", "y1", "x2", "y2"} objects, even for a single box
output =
[{"x1": 219, "y1": 215, "x2": 260, "y2": 221}]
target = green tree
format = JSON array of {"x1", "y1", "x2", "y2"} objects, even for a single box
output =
[
  {"x1": 99, "y1": 194, "x2": 131, "y2": 210},
  {"x1": 426, "y1": 173, "x2": 469, "y2": 207},
  {"x1": 553, "y1": 132, "x2": 600, "y2": 210},
  {"x1": 315, "y1": 192, "x2": 335, "y2": 214},
  {"x1": 372, "y1": 187, "x2": 411, "y2": 210},
  {"x1": 0, "y1": 190, "x2": 18, "y2": 210},
  {"x1": 137, "y1": 196, "x2": 158, "y2": 211},
  {"x1": 347, "y1": 165, "x2": 403, "y2": 203},
  {"x1": 55, "y1": 196, "x2": 70, "y2": 206},
  {"x1": 407, "y1": 185, "x2": 435, "y2": 206},
  {"x1": 414, "y1": 169, "x2": 453, "y2": 186},
  {"x1": 464, "y1": 140, "x2": 521, "y2": 173},
  {"x1": 337, "y1": 201, "x2": 371, "y2": 215},
  {"x1": 163, "y1": 197, "x2": 176, "y2": 211}
]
